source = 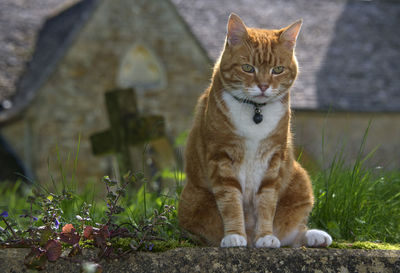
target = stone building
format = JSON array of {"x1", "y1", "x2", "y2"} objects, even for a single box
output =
[
  {"x1": 0, "y1": 0, "x2": 399, "y2": 183},
  {"x1": 0, "y1": 0, "x2": 212, "y2": 183}
]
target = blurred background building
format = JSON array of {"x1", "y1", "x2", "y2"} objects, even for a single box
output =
[{"x1": 0, "y1": 0, "x2": 399, "y2": 183}]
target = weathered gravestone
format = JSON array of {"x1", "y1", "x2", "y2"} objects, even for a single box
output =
[{"x1": 90, "y1": 88, "x2": 171, "y2": 180}]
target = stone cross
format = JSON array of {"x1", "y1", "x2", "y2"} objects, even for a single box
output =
[{"x1": 90, "y1": 88, "x2": 165, "y2": 177}]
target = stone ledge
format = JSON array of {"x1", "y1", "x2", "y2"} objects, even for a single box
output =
[{"x1": 0, "y1": 247, "x2": 399, "y2": 272}]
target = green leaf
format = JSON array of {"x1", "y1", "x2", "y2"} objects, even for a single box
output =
[{"x1": 38, "y1": 226, "x2": 53, "y2": 246}]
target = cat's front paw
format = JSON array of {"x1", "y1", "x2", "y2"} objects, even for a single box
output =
[
  {"x1": 255, "y1": 235, "x2": 281, "y2": 248},
  {"x1": 305, "y1": 229, "x2": 332, "y2": 247},
  {"x1": 220, "y1": 234, "x2": 247, "y2": 247}
]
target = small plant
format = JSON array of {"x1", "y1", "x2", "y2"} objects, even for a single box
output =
[{"x1": 0, "y1": 171, "x2": 187, "y2": 270}]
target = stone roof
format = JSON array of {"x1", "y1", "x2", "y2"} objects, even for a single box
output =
[
  {"x1": 0, "y1": 0, "x2": 78, "y2": 117},
  {"x1": 171, "y1": 0, "x2": 400, "y2": 112},
  {"x1": 0, "y1": 0, "x2": 96, "y2": 123},
  {"x1": 0, "y1": 0, "x2": 400, "y2": 123}
]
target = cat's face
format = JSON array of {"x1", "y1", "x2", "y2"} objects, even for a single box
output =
[{"x1": 219, "y1": 14, "x2": 302, "y2": 104}]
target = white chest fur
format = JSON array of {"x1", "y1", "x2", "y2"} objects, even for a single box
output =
[{"x1": 222, "y1": 91, "x2": 285, "y2": 195}]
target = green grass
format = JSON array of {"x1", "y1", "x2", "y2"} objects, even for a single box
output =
[
  {"x1": 1, "y1": 166, "x2": 399, "y2": 250},
  {"x1": 310, "y1": 167, "x2": 400, "y2": 243},
  {"x1": 1, "y1": 129, "x2": 399, "y2": 250},
  {"x1": 308, "y1": 126, "x2": 400, "y2": 244}
]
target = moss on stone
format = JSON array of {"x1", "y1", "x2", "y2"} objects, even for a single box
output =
[
  {"x1": 67, "y1": 238, "x2": 400, "y2": 253},
  {"x1": 151, "y1": 240, "x2": 195, "y2": 252},
  {"x1": 331, "y1": 241, "x2": 400, "y2": 250},
  {"x1": 108, "y1": 238, "x2": 195, "y2": 252},
  {"x1": 110, "y1": 238, "x2": 400, "y2": 252}
]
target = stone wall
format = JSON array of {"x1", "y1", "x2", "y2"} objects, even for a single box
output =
[
  {"x1": 0, "y1": 247, "x2": 399, "y2": 272},
  {"x1": 292, "y1": 112, "x2": 400, "y2": 170}
]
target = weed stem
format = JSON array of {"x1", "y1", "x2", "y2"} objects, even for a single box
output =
[{"x1": 1, "y1": 216, "x2": 18, "y2": 239}]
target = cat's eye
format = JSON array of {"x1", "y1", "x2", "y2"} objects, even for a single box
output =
[
  {"x1": 272, "y1": 66, "x2": 285, "y2": 74},
  {"x1": 241, "y1": 64, "x2": 255, "y2": 73}
]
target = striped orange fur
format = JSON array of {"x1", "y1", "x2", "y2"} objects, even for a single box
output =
[{"x1": 178, "y1": 13, "x2": 332, "y2": 248}]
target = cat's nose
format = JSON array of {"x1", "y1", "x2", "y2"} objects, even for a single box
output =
[{"x1": 258, "y1": 84, "x2": 269, "y2": 92}]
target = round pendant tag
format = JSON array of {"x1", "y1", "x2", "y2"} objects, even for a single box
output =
[{"x1": 253, "y1": 113, "x2": 263, "y2": 124}]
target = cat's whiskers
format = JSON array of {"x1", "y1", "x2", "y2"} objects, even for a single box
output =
[
  {"x1": 212, "y1": 87, "x2": 244, "y2": 115},
  {"x1": 216, "y1": 87, "x2": 250, "y2": 118},
  {"x1": 229, "y1": 90, "x2": 256, "y2": 119}
]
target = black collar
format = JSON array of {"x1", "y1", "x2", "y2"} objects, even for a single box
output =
[
  {"x1": 231, "y1": 95, "x2": 266, "y2": 124},
  {"x1": 231, "y1": 95, "x2": 267, "y2": 108}
]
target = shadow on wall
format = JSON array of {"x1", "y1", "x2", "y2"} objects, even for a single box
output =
[
  {"x1": 0, "y1": 134, "x2": 32, "y2": 183},
  {"x1": 316, "y1": 0, "x2": 400, "y2": 112}
]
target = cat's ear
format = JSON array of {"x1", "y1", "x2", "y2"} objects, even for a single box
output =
[
  {"x1": 279, "y1": 19, "x2": 302, "y2": 50},
  {"x1": 227, "y1": 13, "x2": 248, "y2": 46}
]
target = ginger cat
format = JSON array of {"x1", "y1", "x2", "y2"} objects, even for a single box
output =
[{"x1": 178, "y1": 13, "x2": 332, "y2": 248}]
